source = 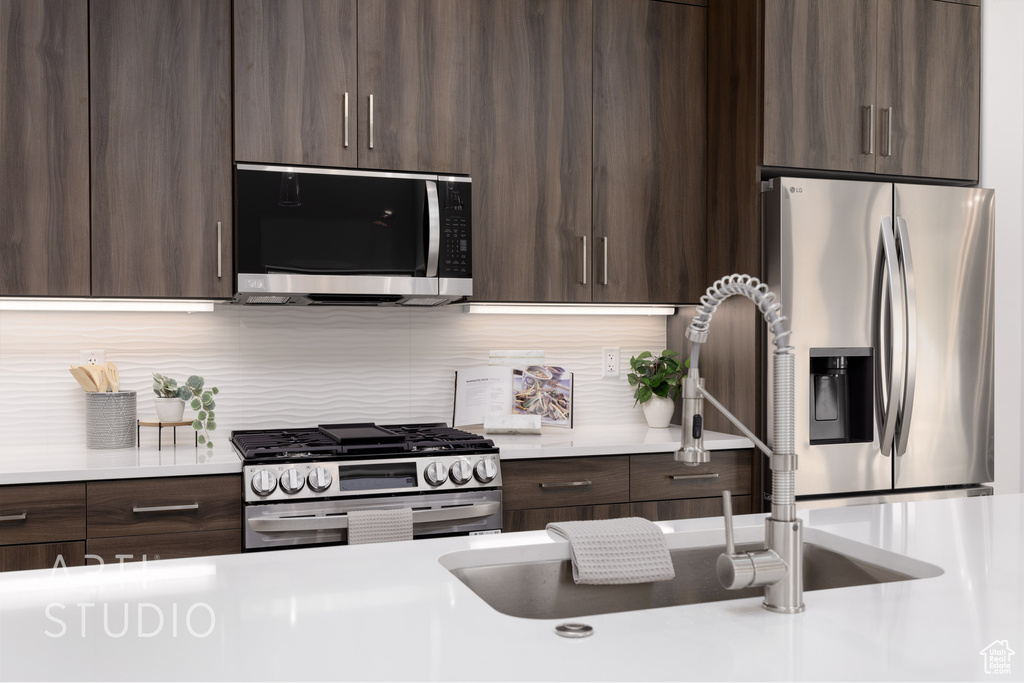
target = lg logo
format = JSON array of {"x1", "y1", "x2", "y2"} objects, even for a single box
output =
[
  {"x1": 246, "y1": 279, "x2": 266, "y2": 289},
  {"x1": 789, "y1": 186, "x2": 803, "y2": 193}
]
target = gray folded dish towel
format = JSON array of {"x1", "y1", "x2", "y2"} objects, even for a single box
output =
[
  {"x1": 546, "y1": 517, "x2": 675, "y2": 585},
  {"x1": 347, "y1": 508, "x2": 414, "y2": 545}
]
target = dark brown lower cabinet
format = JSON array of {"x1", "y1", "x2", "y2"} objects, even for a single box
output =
[
  {"x1": 0, "y1": 541, "x2": 86, "y2": 572},
  {"x1": 87, "y1": 529, "x2": 240, "y2": 564},
  {"x1": 500, "y1": 450, "x2": 754, "y2": 532}
]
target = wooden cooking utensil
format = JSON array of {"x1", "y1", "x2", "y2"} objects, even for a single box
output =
[
  {"x1": 69, "y1": 366, "x2": 99, "y2": 392},
  {"x1": 105, "y1": 361, "x2": 120, "y2": 392},
  {"x1": 82, "y1": 363, "x2": 108, "y2": 392}
]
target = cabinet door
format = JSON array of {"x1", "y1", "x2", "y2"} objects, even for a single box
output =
[
  {"x1": 234, "y1": 0, "x2": 358, "y2": 167},
  {"x1": 357, "y1": 0, "x2": 470, "y2": 173},
  {"x1": 503, "y1": 503, "x2": 632, "y2": 533},
  {"x1": 501, "y1": 456, "x2": 629, "y2": 511},
  {"x1": 631, "y1": 495, "x2": 751, "y2": 523},
  {"x1": 470, "y1": 0, "x2": 593, "y2": 302},
  {"x1": 0, "y1": 483, "x2": 86, "y2": 545},
  {"x1": 593, "y1": 0, "x2": 706, "y2": 303},
  {"x1": 0, "y1": 0, "x2": 90, "y2": 297},
  {"x1": 875, "y1": 0, "x2": 980, "y2": 181},
  {"x1": 90, "y1": 0, "x2": 232, "y2": 298},
  {"x1": 87, "y1": 529, "x2": 240, "y2": 564},
  {"x1": 762, "y1": 0, "x2": 878, "y2": 174},
  {"x1": 0, "y1": 541, "x2": 85, "y2": 572}
]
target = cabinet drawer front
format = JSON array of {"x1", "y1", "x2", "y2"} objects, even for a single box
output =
[
  {"x1": 0, "y1": 483, "x2": 86, "y2": 545},
  {"x1": 629, "y1": 450, "x2": 751, "y2": 502},
  {"x1": 87, "y1": 529, "x2": 240, "y2": 564},
  {"x1": 87, "y1": 475, "x2": 241, "y2": 538},
  {"x1": 631, "y1": 495, "x2": 751, "y2": 523},
  {"x1": 502, "y1": 503, "x2": 633, "y2": 534},
  {"x1": 501, "y1": 457, "x2": 629, "y2": 510},
  {"x1": 0, "y1": 541, "x2": 86, "y2": 572}
]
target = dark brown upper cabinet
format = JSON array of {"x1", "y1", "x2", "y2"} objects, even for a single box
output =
[
  {"x1": 90, "y1": 0, "x2": 233, "y2": 298},
  {"x1": 234, "y1": 0, "x2": 358, "y2": 168},
  {"x1": 470, "y1": 0, "x2": 707, "y2": 304},
  {"x1": 470, "y1": 0, "x2": 594, "y2": 302},
  {"x1": 763, "y1": 0, "x2": 980, "y2": 182},
  {"x1": 0, "y1": 0, "x2": 90, "y2": 297},
  {"x1": 235, "y1": 0, "x2": 470, "y2": 175},
  {"x1": 593, "y1": 0, "x2": 706, "y2": 303}
]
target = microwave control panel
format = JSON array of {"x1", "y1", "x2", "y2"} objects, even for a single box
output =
[{"x1": 438, "y1": 178, "x2": 472, "y2": 278}]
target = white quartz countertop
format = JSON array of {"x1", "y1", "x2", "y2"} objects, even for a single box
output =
[
  {"x1": 0, "y1": 442, "x2": 242, "y2": 485},
  {"x1": 1, "y1": 494, "x2": 1021, "y2": 681},
  {"x1": 0, "y1": 425, "x2": 750, "y2": 484},
  {"x1": 480, "y1": 424, "x2": 754, "y2": 459}
]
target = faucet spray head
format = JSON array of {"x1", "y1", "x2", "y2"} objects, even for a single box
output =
[{"x1": 675, "y1": 372, "x2": 708, "y2": 465}]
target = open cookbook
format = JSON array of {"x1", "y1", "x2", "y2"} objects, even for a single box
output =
[{"x1": 453, "y1": 364, "x2": 573, "y2": 428}]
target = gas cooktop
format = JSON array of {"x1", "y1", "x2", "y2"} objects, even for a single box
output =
[{"x1": 231, "y1": 422, "x2": 498, "y2": 463}]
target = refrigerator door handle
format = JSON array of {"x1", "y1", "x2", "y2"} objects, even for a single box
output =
[
  {"x1": 875, "y1": 216, "x2": 904, "y2": 457},
  {"x1": 894, "y1": 216, "x2": 917, "y2": 457}
]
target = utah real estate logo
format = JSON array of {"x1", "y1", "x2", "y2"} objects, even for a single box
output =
[{"x1": 980, "y1": 640, "x2": 1015, "y2": 675}]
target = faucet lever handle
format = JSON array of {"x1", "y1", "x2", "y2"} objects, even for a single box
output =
[{"x1": 722, "y1": 490, "x2": 735, "y2": 555}]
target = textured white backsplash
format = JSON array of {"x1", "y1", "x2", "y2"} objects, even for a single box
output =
[{"x1": 0, "y1": 306, "x2": 668, "y2": 448}]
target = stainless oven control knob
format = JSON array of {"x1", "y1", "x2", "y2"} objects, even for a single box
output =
[
  {"x1": 474, "y1": 458, "x2": 498, "y2": 483},
  {"x1": 449, "y1": 458, "x2": 473, "y2": 485},
  {"x1": 424, "y1": 460, "x2": 448, "y2": 486},
  {"x1": 280, "y1": 468, "x2": 305, "y2": 494},
  {"x1": 251, "y1": 470, "x2": 277, "y2": 496},
  {"x1": 307, "y1": 466, "x2": 332, "y2": 492}
]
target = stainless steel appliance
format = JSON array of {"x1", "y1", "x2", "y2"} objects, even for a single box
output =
[
  {"x1": 232, "y1": 423, "x2": 501, "y2": 550},
  {"x1": 234, "y1": 165, "x2": 472, "y2": 306},
  {"x1": 763, "y1": 178, "x2": 995, "y2": 505}
]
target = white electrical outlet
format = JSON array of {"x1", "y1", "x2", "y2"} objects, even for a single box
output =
[
  {"x1": 80, "y1": 349, "x2": 105, "y2": 366},
  {"x1": 602, "y1": 347, "x2": 619, "y2": 378}
]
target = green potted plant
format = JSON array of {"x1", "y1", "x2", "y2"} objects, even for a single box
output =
[
  {"x1": 627, "y1": 350, "x2": 687, "y2": 428},
  {"x1": 152, "y1": 372, "x2": 220, "y2": 448}
]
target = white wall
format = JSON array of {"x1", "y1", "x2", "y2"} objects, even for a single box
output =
[
  {"x1": 0, "y1": 306, "x2": 667, "y2": 449},
  {"x1": 983, "y1": 0, "x2": 1024, "y2": 494}
]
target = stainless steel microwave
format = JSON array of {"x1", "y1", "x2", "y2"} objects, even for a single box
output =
[{"x1": 233, "y1": 164, "x2": 472, "y2": 306}]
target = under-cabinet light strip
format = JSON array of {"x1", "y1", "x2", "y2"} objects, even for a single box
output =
[
  {"x1": 0, "y1": 298, "x2": 217, "y2": 312},
  {"x1": 463, "y1": 303, "x2": 676, "y2": 316}
]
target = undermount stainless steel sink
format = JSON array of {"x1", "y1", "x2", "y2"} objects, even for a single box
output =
[{"x1": 439, "y1": 526, "x2": 943, "y2": 620}]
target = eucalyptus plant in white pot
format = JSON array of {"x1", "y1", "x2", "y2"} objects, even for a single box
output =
[
  {"x1": 627, "y1": 350, "x2": 687, "y2": 428},
  {"x1": 152, "y1": 372, "x2": 220, "y2": 447}
]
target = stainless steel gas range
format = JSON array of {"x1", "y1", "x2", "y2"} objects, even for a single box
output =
[{"x1": 231, "y1": 423, "x2": 502, "y2": 551}]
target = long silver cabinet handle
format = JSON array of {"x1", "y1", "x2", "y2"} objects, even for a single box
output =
[
  {"x1": 882, "y1": 107, "x2": 893, "y2": 157},
  {"x1": 0, "y1": 513, "x2": 28, "y2": 522},
  {"x1": 894, "y1": 216, "x2": 917, "y2": 458},
  {"x1": 247, "y1": 502, "x2": 500, "y2": 533},
  {"x1": 344, "y1": 92, "x2": 350, "y2": 148},
  {"x1": 133, "y1": 503, "x2": 200, "y2": 513},
  {"x1": 540, "y1": 480, "x2": 592, "y2": 489},
  {"x1": 581, "y1": 235, "x2": 588, "y2": 285},
  {"x1": 425, "y1": 181, "x2": 440, "y2": 278},
  {"x1": 602, "y1": 236, "x2": 609, "y2": 285},
  {"x1": 216, "y1": 222, "x2": 222, "y2": 278},
  {"x1": 863, "y1": 104, "x2": 874, "y2": 155},
  {"x1": 875, "y1": 216, "x2": 904, "y2": 457},
  {"x1": 368, "y1": 94, "x2": 374, "y2": 150},
  {"x1": 669, "y1": 473, "x2": 720, "y2": 481}
]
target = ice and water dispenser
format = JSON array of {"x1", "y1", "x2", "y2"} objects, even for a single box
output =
[{"x1": 808, "y1": 348, "x2": 873, "y2": 445}]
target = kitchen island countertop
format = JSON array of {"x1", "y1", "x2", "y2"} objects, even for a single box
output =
[
  {"x1": 0, "y1": 425, "x2": 751, "y2": 485},
  {"x1": 1, "y1": 493, "x2": 1020, "y2": 681}
]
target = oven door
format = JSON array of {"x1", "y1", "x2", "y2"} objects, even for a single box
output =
[{"x1": 244, "y1": 490, "x2": 501, "y2": 550}]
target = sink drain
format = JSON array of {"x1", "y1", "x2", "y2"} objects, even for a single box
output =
[{"x1": 555, "y1": 623, "x2": 593, "y2": 638}]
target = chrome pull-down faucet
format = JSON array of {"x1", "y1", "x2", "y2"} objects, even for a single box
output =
[{"x1": 675, "y1": 274, "x2": 804, "y2": 613}]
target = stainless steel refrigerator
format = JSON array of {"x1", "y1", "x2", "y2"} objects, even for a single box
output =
[{"x1": 763, "y1": 178, "x2": 994, "y2": 506}]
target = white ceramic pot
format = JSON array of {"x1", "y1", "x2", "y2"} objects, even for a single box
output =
[
  {"x1": 154, "y1": 397, "x2": 185, "y2": 422},
  {"x1": 642, "y1": 395, "x2": 675, "y2": 429}
]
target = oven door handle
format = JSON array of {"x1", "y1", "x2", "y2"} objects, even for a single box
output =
[{"x1": 247, "y1": 501, "x2": 500, "y2": 533}]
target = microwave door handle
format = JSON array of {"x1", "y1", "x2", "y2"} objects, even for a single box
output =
[
  {"x1": 247, "y1": 501, "x2": 500, "y2": 533},
  {"x1": 894, "y1": 216, "x2": 917, "y2": 458},
  {"x1": 425, "y1": 180, "x2": 440, "y2": 278}
]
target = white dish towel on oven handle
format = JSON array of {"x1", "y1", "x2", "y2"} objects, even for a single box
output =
[
  {"x1": 347, "y1": 508, "x2": 414, "y2": 545},
  {"x1": 546, "y1": 517, "x2": 675, "y2": 584}
]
